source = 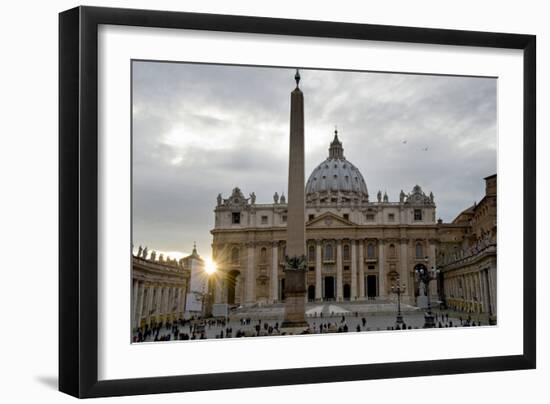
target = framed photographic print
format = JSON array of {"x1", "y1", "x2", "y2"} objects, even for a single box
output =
[{"x1": 59, "y1": 6, "x2": 536, "y2": 398}]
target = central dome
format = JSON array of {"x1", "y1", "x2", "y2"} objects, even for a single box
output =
[{"x1": 305, "y1": 131, "x2": 369, "y2": 202}]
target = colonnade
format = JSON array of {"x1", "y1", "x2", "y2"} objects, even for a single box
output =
[
  {"x1": 444, "y1": 265, "x2": 496, "y2": 315},
  {"x1": 132, "y1": 280, "x2": 188, "y2": 329}
]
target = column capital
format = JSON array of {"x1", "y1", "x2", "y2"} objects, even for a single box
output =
[
  {"x1": 244, "y1": 241, "x2": 256, "y2": 248},
  {"x1": 400, "y1": 237, "x2": 409, "y2": 244},
  {"x1": 315, "y1": 238, "x2": 323, "y2": 245},
  {"x1": 272, "y1": 240, "x2": 280, "y2": 248}
]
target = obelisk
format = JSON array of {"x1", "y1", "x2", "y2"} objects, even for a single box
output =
[{"x1": 281, "y1": 69, "x2": 308, "y2": 331}]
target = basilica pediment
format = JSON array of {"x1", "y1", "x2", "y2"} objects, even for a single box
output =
[{"x1": 306, "y1": 212, "x2": 355, "y2": 228}]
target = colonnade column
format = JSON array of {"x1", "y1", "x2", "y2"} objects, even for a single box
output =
[
  {"x1": 336, "y1": 240, "x2": 343, "y2": 301},
  {"x1": 358, "y1": 239, "x2": 365, "y2": 299},
  {"x1": 350, "y1": 240, "x2": 357, "y2": 300},
  {"x1": 245, "y1": 242, "x2": 256, "y2": 305},
  {"x1": 378, "y1": 241, "x2": 386, "y2": 298},
  {"x1": 270, "y1": 241, "x2": 278, "y2": 303},
  {"x1": 315, "y1": 240, "x2": 322, "y2": 301},
  {"x1": 132, "y1": 280, "x2": 139, "y2": 328},
  {"x1": 136, "y1": 281, "x2": 145, "y2": 328},
  {"x1": 155, "y1": 286, "x2": 163, "y2": 322},
  {"x1": 183, "y1": 286, "x2": 187, "y2": 318},
  {"x1": 166, "y1": 287, "x2": 173, "y2": 318},
  {"x1": 145, "y1": 284, "x2": 154, "y2": 325},
  {"x1": 478, "y1": 271, "x2": 485, "y2": 312},
  {"x1": 488, "y1": 266, "x2": 496, "y2": 315}
]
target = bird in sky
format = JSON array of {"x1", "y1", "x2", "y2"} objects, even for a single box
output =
[{"x1": 422, "y1": 147, "x2": 429, "y2": 151}]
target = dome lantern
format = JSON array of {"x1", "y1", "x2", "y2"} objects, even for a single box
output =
[{"x1": 328, "y1": 129, "x2": 344, "y2": 159}]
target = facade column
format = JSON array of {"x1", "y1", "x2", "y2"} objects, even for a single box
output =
[
  {"x1": 336, "y1": 240, "x2": 343, "y2": 301},
  {"x1": 214, "y1": 276, "x2": 223, "y2": 304},
  {"x1": 245, "y1": 242, "x2": 256, "y2": 304},
  {"x1": 358, "y1": 239, "x2": 365, "y2": 299},
  {"x1": 315, "y1": 240, "x2": 322, "y2": 301},
  {"x1": 270, "y1": 241, "x2": 278, "y2": 303},
  {"x1": 378, "y1": 241, "x2": 386, "y2": 298},
  {"x1": 428, "y1": 241, "x2": 437, "y2": 298},
  {"x1": 399, "y1": 239, "x2": 409, "y2": 301},
  {"x1": 351, "y1": 239, "x2": 357, "y2": 300}
]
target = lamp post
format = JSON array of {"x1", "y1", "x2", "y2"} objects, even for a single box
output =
[
  {"x1": 415, "y1": 260, "x2": 439, "y2": 328},
  {"x1": 390, "y1": 280, "x2": 406, "y2": 326}
]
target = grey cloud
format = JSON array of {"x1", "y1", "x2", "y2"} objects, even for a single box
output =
[{"x1": 132, "y1": 61, "x2": 496, "y2": 257}]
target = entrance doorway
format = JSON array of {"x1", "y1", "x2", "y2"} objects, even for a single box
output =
[
  {"x1": 366, "y1": 275, "x2": 377, "y2": 300},
  {"x1": 343, "y1": 284, "x2": 351, "y2": 300},
  {"x1": 279, "y1": 278, "x2": 285, "y2": 301},
  {"x1": 324, "y1": 276, "x2": 335, "y2": 300},
  {"x1": 307, "y1": 285, "x2": 315, "y2": 301}
]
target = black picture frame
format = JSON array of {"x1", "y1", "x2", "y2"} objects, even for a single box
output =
[{"x1": 59, "y1": 5, "x2": 536, "y2": 398}]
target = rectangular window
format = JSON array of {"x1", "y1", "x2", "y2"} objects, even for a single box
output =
[
  {"x1": 308, "y1": 214, "x2": 315, "y2": 221},
  {"x1": 232, "y1": 212, "x2": 241, "y2": 224},
  {"x1": 309, "y1": 266, "x2": 315, "y2": 272},
  {"x1": 414, "y1": 209, "x2": 423, "y2": 221},
  {"x1": 368, "y1": 265, "x2": 375, "y2": 271},
  {"x1": 261, "y1": 215, "x2": 268, "y2": 224},
  {"x1": 366, "y1": 214, "x2": 375, "y2": 221},
  {"x1": 282, "y1": 215, "x2": 287, "y2": 223},
  {"x1": 388, "y1": 213, "x2": 395, "y2": 222},
  {"x1": 344, "y1": 265, "x2": 350, "y2": 271},
  {"x1": 343, "y1": 213, "x2": 349, "y2": 221}
]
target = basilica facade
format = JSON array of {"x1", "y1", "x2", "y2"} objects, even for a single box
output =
[{"x1": 211, "y1": 133, "x2": 441, "y2": 307}]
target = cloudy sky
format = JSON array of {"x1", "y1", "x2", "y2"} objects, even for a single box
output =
[{"x1": 132, "y1": 61, "x2": 496, "y2": 260}]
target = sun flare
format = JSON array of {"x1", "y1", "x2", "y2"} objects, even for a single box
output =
[{"x1": 204, "y1": 258, "x2": 217, "y2": 275}]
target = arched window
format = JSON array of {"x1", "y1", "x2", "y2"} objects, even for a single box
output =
[
  {"x1": 308, "y1": 245, "x2": 315, "y2": 262},
  {"x1": 324, "y1": 243, "x2": 334, "y2": 261},
  {"x1": 415, "y1": 242, "x2": 424, "y2": 259},
  {"x1": 367, "y1": 243, "x2": 375, "y2": 259},
  {"x1": 231, "y1": 247, "x2": 240, "y2": 265},
  {"x1": 389, "y1": 244, "x2": 396, "y2": 258},
  {"x1": 260, "y1": 247, "x2": 267, "y2": 263},
  {"x1": 343, "y1": 244, "x2": 351, "y2": 261}
]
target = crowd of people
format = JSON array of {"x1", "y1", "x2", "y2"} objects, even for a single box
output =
[{"x1": 132, "y1": 311, "x2": 485, "y2": 343}]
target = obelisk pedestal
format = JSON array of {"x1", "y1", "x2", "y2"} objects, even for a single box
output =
[{"x1": 281, "y1": 69, "x2": 309, "y2": 333}]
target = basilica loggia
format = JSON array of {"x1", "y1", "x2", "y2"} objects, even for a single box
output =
[{"x1": 210, "y1": 133, "x2": 442, "y2": 307}]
